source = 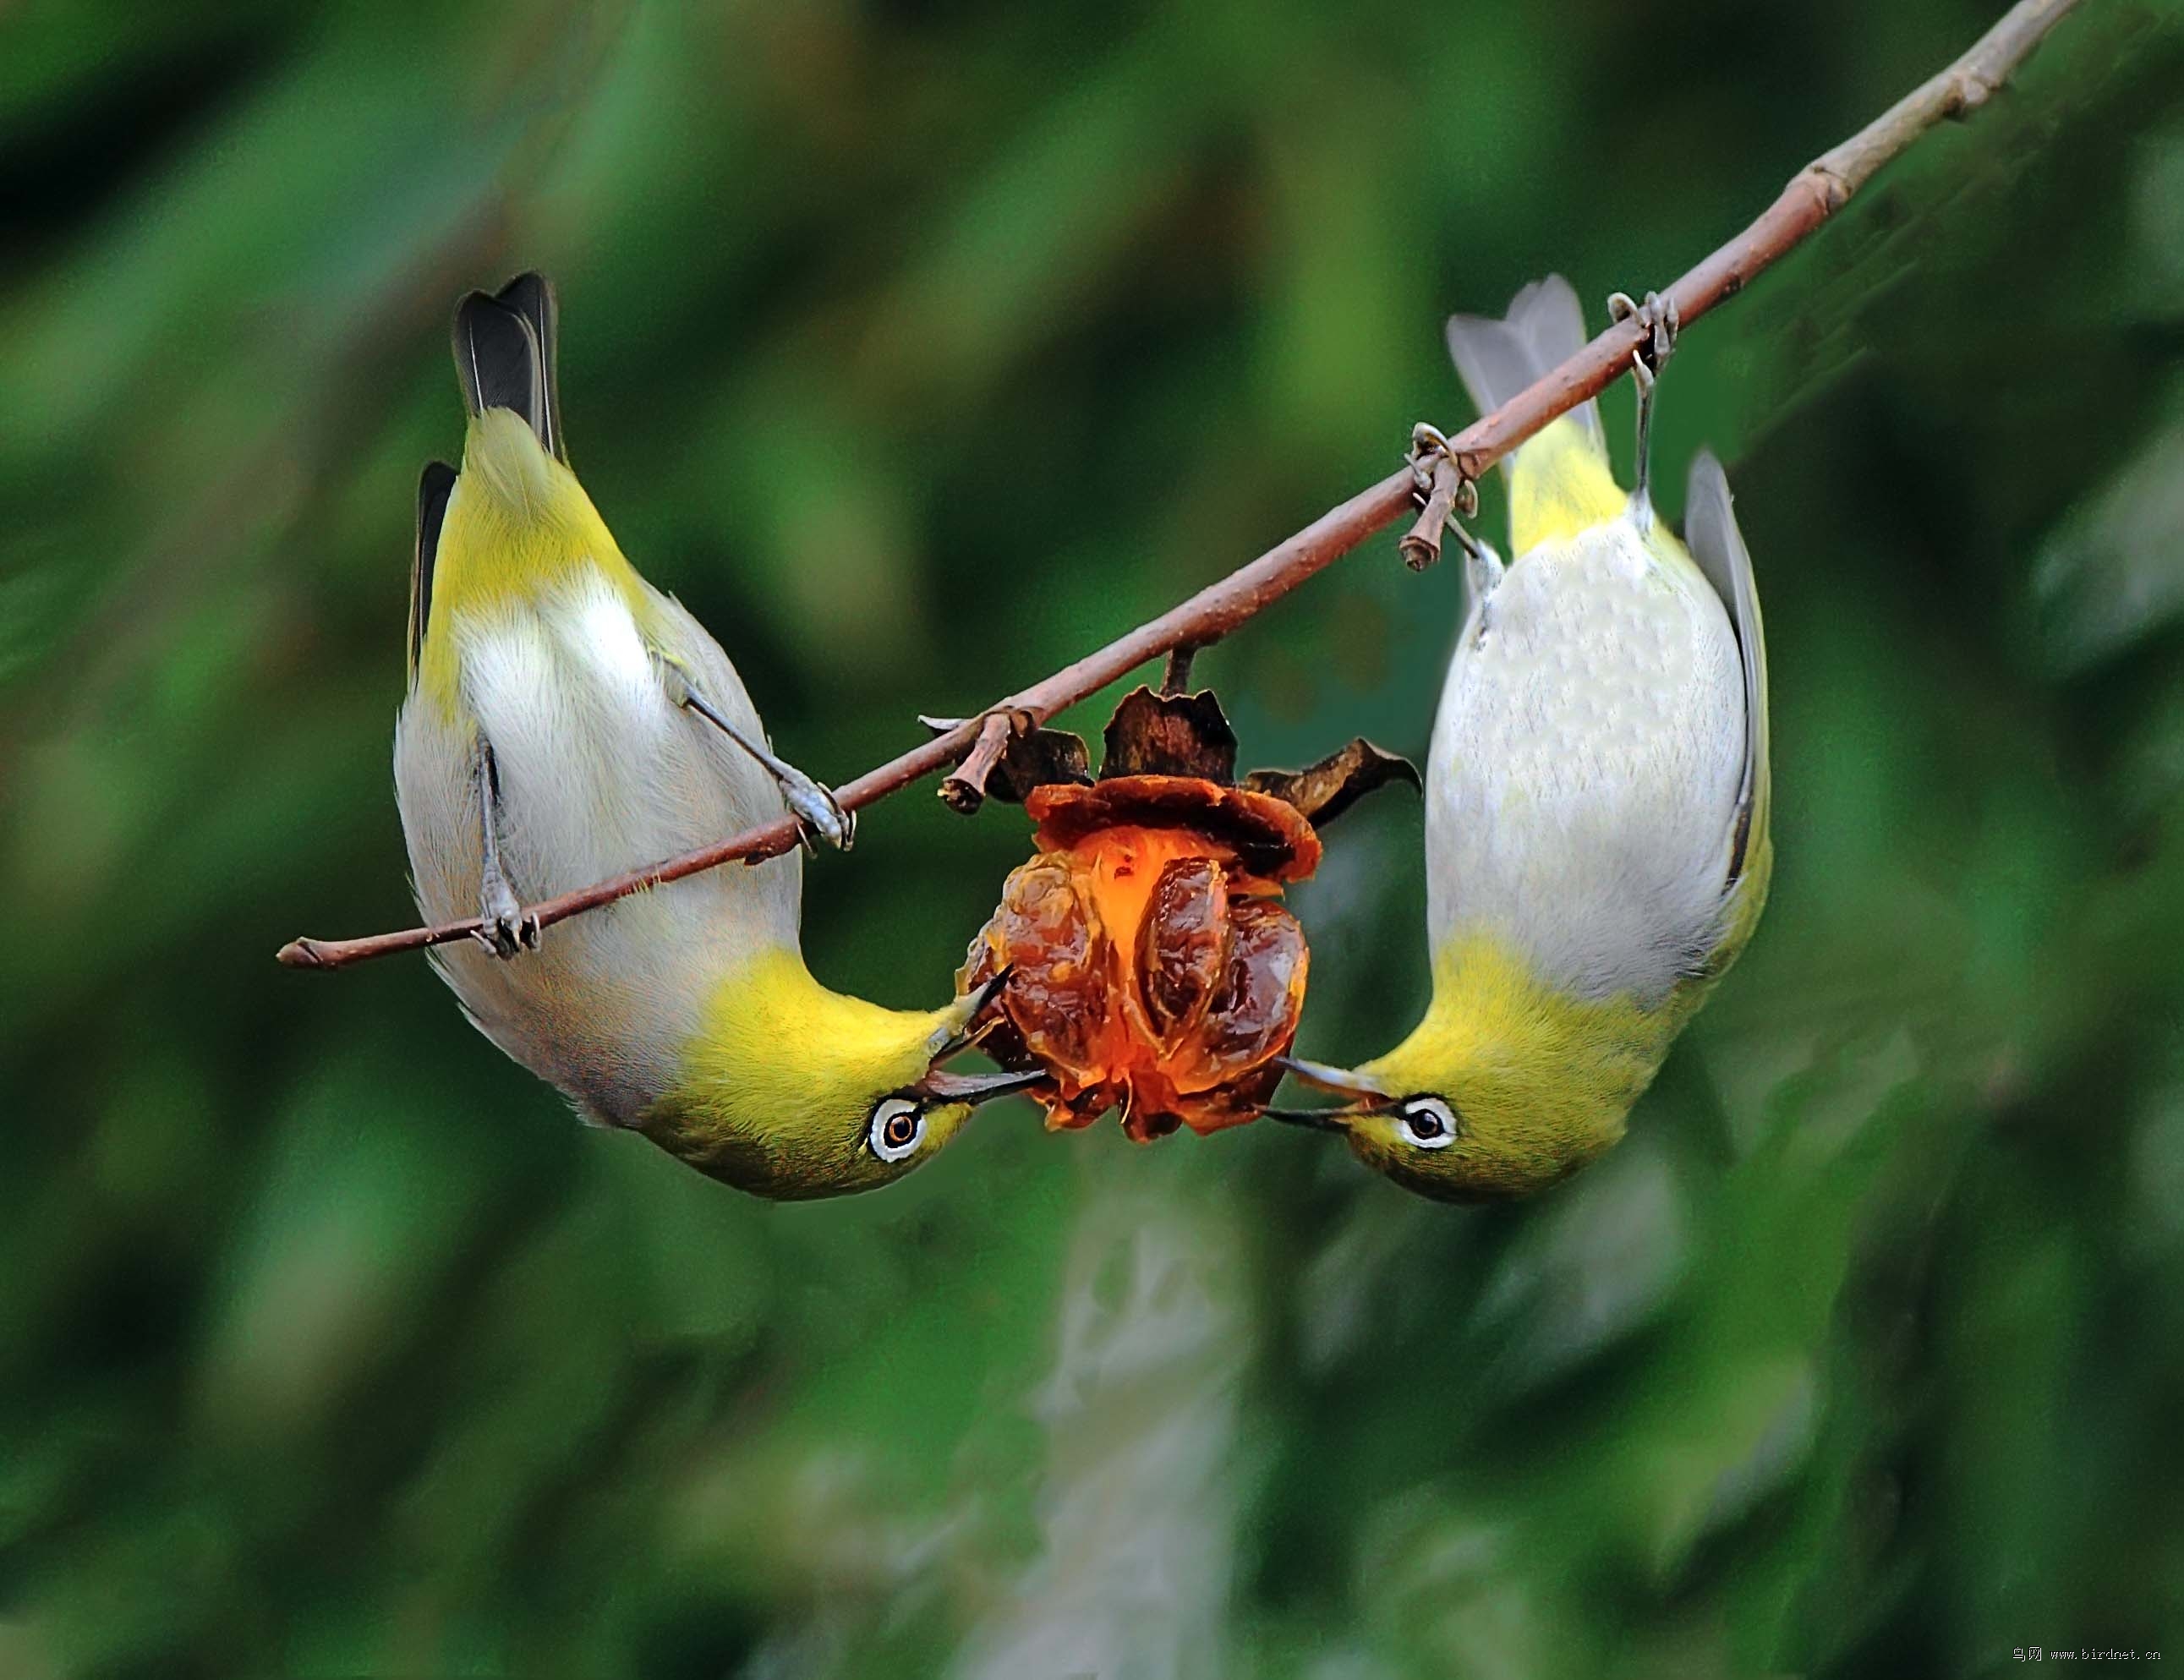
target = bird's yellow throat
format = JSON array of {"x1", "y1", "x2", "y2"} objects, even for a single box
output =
[
  {"x1": 636, "y1": 948, "x2": 958, "y2": 1176},
  {"x1": 1359, "y1": 934, "x2": 1679, "y2": 1188}
]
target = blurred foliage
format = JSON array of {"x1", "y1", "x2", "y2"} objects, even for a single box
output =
[{"x1": 4, "y1": 0, "x2": 2184, "y2": 1675}]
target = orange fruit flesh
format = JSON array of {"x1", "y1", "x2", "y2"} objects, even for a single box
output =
[
  {"x1": 1072, "y1": 828, "x2": 1223, "y2": 1130},
  {"x1": 1073, "y1": 824, "x2": 1223, "y2": 955},
  {"x1": 967, "y1": 786, "x2": 1313, "y2": 1140}
]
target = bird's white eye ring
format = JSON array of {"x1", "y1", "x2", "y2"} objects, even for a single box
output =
[
  {"x1": 1397, "y1": 1096, "x2": 1459, "y2": 1150},
  {"x1": 868, "y1": 1097, "x2": 927, "y2": 1163}
]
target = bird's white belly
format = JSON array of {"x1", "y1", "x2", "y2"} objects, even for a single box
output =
[
  {"x1": 392, "y1": 569, "x2": 800, "y2": 1123},
  {"x1": 1426, "y1": 520, "x2": 1744, "y2": 1005}
]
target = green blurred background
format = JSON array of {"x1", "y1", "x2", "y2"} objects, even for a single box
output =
[{"x1": 6, "y1": 0, "x2": 2184, "y2": 1674}]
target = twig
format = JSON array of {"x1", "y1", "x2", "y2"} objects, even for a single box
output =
[
  {"x1": 277, "y1": 0, "x2": 2077, "y2": 972},
  {"x1": 1399, "y1": 453, "x2": 1470, "y2": 572},
  {"x1": 1160, "y1": 644, "x2": 1200, "y2": 696},
  {"x1": 938, "y1": 710, "x2": 1020, "y2": 814}
]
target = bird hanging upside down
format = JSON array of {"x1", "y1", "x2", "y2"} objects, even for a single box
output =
[
  {"x1": 1272, "y1": 276, "x2": 1772, "y2": 1200},
  {"x1": 394, "y1": 275, "x2": 1035, "y2": 1200}
]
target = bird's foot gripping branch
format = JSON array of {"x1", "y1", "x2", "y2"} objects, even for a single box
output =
[{"x1": 957, "y1": 686, "x2": 1415, "y2": 1141}]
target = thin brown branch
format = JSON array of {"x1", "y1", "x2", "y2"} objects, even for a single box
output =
[{"x1": 277, "y1": 0, "x2": 2077, "y2": 972}]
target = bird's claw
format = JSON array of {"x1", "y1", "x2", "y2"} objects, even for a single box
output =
[
  {"x1": 660, "y1": 659, "x2": 854, "y2": 851},
  {"x1": 1608, "y1": 289, "x2": 1678, "y2": 534},
  {"x1": 1607, "y1": 289, "x2": 1679, "y2": 380},
  {"x1": 1404, "y1": 423, "x2": 1477, "y2": 516},
  {"x1": 780, "y1": 769, "x2": 855, "y2": 852},
  {"x1": 473, "y1": 876, "x2": 540, "y2": 959}
]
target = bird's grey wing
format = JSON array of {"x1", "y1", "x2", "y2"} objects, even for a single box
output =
[
  {"x1": 1683, "y1": 450, "x2": 1769, "y2": 886},
  {"x1": 407, "y1": 460, "x2": 457, "y2": 687},
  {"x1": 451, "y1": 287, "x2": 549, "y2": 446},
  {"x1": 492, "y1": 272, "x2": 567, "y2": 463},
  {"x1": 1444, "y1": 274, "x2": 1603, "y2": 467}
]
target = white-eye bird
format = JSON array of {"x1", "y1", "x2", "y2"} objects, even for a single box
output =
[
  {"x1": 1277, "y1": 276, "x2": 1771, "y2": 1199},
  {"x1": 393, "y1": 274, "x2": 1035, "y2": 1199}
]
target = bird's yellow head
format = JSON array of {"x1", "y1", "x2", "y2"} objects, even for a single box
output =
[
  {"x1": 1269, "y1": 937, "x2": 1675, "y2": 1201},
  {"x1": 638, "y1": 953, "x2": 1037, "y2": 1201}
]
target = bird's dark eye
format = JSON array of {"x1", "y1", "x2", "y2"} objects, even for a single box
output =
[
  {"x1": 1398, "y1": 1096, "x2": 1459, "y2": 1150},
  {"x1": 868, "y1": 1097, "x2": 927, "y2": 1163}
]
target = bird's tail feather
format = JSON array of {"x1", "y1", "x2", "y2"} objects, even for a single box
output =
[
  {"x1": 1444, "y1": 275, "x2": 1605, "y2": 462},
  {"x1": 451, "y1": 273, "x2": 568, "y2": 463},
  {"x1": 407, "y1": 460, "x2": 457, "y2": 683},
  {"x1": 1447, "y1": 276, "x2": 1620, "y2": 555}
]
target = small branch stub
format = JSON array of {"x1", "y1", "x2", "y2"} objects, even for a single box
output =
[
  {"x1": 1399, "y1": 424, "x2": 1479, "y2": 572},
  {"x1": 939, "y1": 710, "x2": 1024, "y2": 814}
]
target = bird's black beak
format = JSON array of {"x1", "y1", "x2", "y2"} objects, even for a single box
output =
[
  {"x1": 908, "y1": 1065, "x2": 1048, "y2": 1107},
  {"x1": 1277, "y1": 1054, "x2": 1388, "y2": 1097},
  {"x1": 937, "y1": 965, "x2": 1015, "y2": 1059},
  {"x1": 1255, "y1": 1054, "x2": 1385, "y2": 1131},
  {"x1": 1257, "y1": 1104, "x2": 1354, "y2": 1133}
]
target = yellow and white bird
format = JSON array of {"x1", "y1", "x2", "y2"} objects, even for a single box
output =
[
  {"x1": 1276, "y1": 276, "x2": 1771, "y2": 1199},
  {"x1": 394, "y1": 275, "x2": 1032, "y2": 1199}
]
